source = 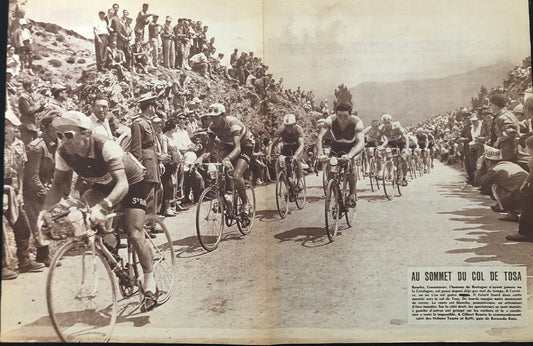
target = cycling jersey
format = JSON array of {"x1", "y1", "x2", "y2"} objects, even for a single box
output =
[
  {"x1": 274, "y1": 124, "x2": 304, "y2": 155},
  {"x1": 417, "y1": 133, "x2": 434, "y2": 149},
  {"x1": 323, "y1": 114, "x2": 364, "y2": 153},
  {"x1": 408, "y1": 134, "x2": 418, "y2": 149},
  {"x1": 364, "y1": 126, "x2": 383, "y2": 145},
  {"x1": 56, "y1": 134, "x2": 148, "y2": 210},
  {"x1": 380, "y1": 121, "x2": 404, "y2": 142},
  {"x1": 208, "y1": 115, "x2": 253, "y2": 147}
]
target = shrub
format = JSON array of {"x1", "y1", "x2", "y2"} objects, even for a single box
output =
[
  {"x1": 66, "y1": 56, "x2": 76, "y2": 64},
  {"x1": 56, "y1": 34, "x2": 65, "y2": 42},
  {"x1": 48, "y1": 59, "x2": 62, "y2": 68},
  {"x1": 41, "y1": 51, "x2": 49, "y2": 57},
  {"x1": 77, "y1": 58, "x2": 86, "y2": 64},
  {"x1": 32, "y1": 53, "x2": 42, "y2": 60}
]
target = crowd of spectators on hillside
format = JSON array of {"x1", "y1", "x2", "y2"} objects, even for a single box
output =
[{"x1": 413, "y1": 57, "x2": 533, "y2": 242}]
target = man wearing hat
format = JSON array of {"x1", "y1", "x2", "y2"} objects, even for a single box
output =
[
  {"x1": 131, "y1": 93, "x2": 162, "y2": 226},
  {"x1": 489, "y1": 93, "x2": 520, "y2": 147},
  {"x1": 40, "y1": 111, "x2": 159, "y2": 310},
  {"x1": 18, "y1": 79, "x2": 45, "y2": 145},
  {"x1": 23, "y1": 110, "x2": 61, "y2": 267},
  {"x1": 161, "y1": 16, "x2": 175, "y2": 69},
  {"x1": 460, "y1": 112, "x2": 489, "y2": 183},
  {"x1": 3, "y1": 111, "x2": 45, "y2": 280},
  {"x1": 13, "y1": 18, "x2": 34, "y2": 74}
]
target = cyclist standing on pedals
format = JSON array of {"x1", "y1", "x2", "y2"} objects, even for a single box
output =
[
  {"x1": 39, "y1": 111, "x2": 159, "y2": 311},
  {"x1": 266, "y1": 114, "x2": 305, "y2": 187},
  {"x1": 316, "y1": 101, "x2": 365, "y2": 208},
  {"x1": 203, "y1": 103, "x2": 254, "y2": 215},
  {"x1": 380, "y1": 113, "x2": 410, "y2": 186}
]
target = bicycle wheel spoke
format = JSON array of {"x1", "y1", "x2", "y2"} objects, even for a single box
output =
[{"x1": 196, "y1": 187, "x2": 224, "y2": 251}]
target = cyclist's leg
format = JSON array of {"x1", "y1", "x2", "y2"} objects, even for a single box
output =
[
  {"x1": 122, "y1": 182, "x2": 155, "y2": 293},
  {"x1": 233, "y1": 146, "x2": 253, "y2": 211}
]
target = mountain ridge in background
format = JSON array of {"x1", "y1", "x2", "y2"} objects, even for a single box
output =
[{"x1": 324, "y1": 62, "x2": 514, "y2": 125}]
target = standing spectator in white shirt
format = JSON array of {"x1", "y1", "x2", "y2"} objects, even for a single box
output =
[
  {"x1": 89, "y1": 98, "x2": 113, "y2": 138},
  {"x1": 94, "y1": 11, "x2": 110, "y2": 71}
]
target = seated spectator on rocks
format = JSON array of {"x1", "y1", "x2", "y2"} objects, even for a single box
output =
[
  {"x1": 6, "y1": 45, "x2": 21, "y2": 78},
  {"x1": 475, "y1": 146, "x2": 527, "y2": 222},
  {"x1": 189, "y1": 47, "x2": 212, "y2": 79},
  {"x1": 106, "y1": 40, "x2": 127, "y2": 81}
]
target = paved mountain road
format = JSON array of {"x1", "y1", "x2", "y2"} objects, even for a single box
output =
[{"x1": 2, "y1": 161, "x2": 532, "y2": 342}]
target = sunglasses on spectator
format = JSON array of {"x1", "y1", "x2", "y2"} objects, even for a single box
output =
[
  {"x1": 57, "y1": 130, "x2": 77, "y2": 140},
  {"x1": 208, "y1": 108, "x2": 221, "y2": 114}
]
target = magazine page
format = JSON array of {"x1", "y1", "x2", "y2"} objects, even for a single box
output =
[{"x1": 1, "y1": 0, "x2": 533, "y2": 343}]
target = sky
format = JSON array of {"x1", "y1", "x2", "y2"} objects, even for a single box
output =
[{"x1": 22, "y1": 0, "x2": 531, "y2": 97}]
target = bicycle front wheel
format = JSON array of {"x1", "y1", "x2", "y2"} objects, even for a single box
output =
[
  {"x1": 369, "y1": 158, "x2": 376, "y2": 192},
  {"x1": 47, "y1": 239, "x2": 117, "y2": 342},
  {"x1": 325, "y1": 179, "x2": 340, "y2": 242},
  {"x1": 236, "y1": 180, "x2": 256, "y2": 235},
  {"x1": 144, "y1": 215, "x2": 176, "y2": 305},
  {"x1": 275, "y1": 171, "x2": 289, "y2": 218},
  {"x1": 382, "y1": 162, "x2": 396, "y2": 201},
  {"x1": 295, "y1": 173, "x2": 307, "y2": 210},
  {"x1": 196, "y1": 187, "x2": 224, "y2": 251}
]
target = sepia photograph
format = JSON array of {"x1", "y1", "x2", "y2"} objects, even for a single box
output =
[{"x1": 1, "y1": 0, "x2": 533, "y2": 343}]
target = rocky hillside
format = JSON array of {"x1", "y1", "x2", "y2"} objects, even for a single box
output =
[{"x1": 8, "y1": 16, "x2": 316, "y2": 142}]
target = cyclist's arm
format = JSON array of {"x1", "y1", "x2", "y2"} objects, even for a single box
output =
[
  {"x1": 43, "y1": 169, "x2": 73, "y2": 210},
  {"x1": 316, "y1": 125, "x2": 329, "y2": 156},
  {"x1": 294, "y1": 136, "x2": 305, "y2": 159},
  {"x1": 348, "y1": 131, "x2": 365, "y2": 159},
  {"x1": 267, "y1": 136, "x2": 280, "y2": 156},
  {"x1": 400, "y1": 127, "x2": 409, "y2": 148},
  {"x1": 104, "y1": 169, "x2": 129, "y2": 208},
  {"x1": 226, "y1": 134, "x2": 242, "y2": 161},
  {"x1": 380, "y1": 135, "x2": 389, "y2": 148}
]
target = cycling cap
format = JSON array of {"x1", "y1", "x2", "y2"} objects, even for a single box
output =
[
  {"x1": 381, "y1": 114, "x2": 393, "y2": 122},
  {"x1": 205, "y1": 103, "x2": 226, "y2": 116},
  {"x1": 52, "y1": 111, "x2": 94, "y2": 130},
  {"x1": 283, "y1": 114, "x2": 296, "y2": 125}
]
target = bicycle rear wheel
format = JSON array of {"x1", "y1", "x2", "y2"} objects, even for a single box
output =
[
  {"x1": 395, "y1": 159, "x2": 403, "y2": 196},
  {"x1": 368, "y1": 158, "x2": 376, "y2": 192},
  {"x1": 275, "y1": 171, "x2": 289, "y2": 218},
  {"x1": 143, "y1": 215, "x2": 176, "y2": 305},
  {"x1": 196, "y1": 187, "x2": 224, "y2": 251},
  {"x1": 325, "y1": 179, "x2": 340, "y2": 242},
  {"x1": 236, "y1": 180, "x2": 256, "y2": 235},
  {"x1": 382, "y1": 162, "x2": 396, "y2": 201},
  {"x1": 342, "y1": 176, "x2": 357, "y2": 227},
  {"x1": 295, "y1": 173, "x2": 307, "y2": 210},
  {"x1": 47, "y1": 239, "x2": 117, "y2": 342}
]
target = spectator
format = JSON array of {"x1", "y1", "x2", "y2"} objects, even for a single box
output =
[
  {"x1": 189, "y1": 47, "x2": 212, "y2": 79},
  {"x1": 148, "y1": 15, "x2": 161, "y2": 67},
  {"x1": 6, "y1": 45, "x2": 21, "y2": 78},
  {"x1": 134, "y1": 3, "x2": 152, "y2": 48},
  {"x1": 93, "y1": 11, "x2": 110, "y2": 72},
  {"x1": 460, "y1": 114, "x2": 489, "y2": 183},
  {"x1": 130, "y1": 93, "x2": 161, "y2": 231},
  {"x1": 108, "y1": 8, "x2": 123, "y2": 44},
  {"x1": 89, "y1": 97, "x2": 113, "y2": 138},
  {"x1": 230, "y1": 48, "x2": 238, "y2": 68},
  {"x1": 23, "y1": 110, "x2": 61, "y2": 267},
  {"x1": 13, "y1": 18, "x2": 34, "y2": 74},
  {"x1": 489, "y1": 93, "x2": 520, "y2": 146},
  {"x1": 105, "y1": 40, "x2": 127, "y2": 81},
  {"x1": 3, "y1": 112, "x2": 44, "y2": 280},
  {"x1": 174, "y1": 18, "x2": 191, "y2": 70},
  {"x1": 162, "y1": 117, "x2": 185, "y2": 214},
  {"x1": 112, "y1": 3, "x2": 120, "y2": 17},
  {"x1": 191, "y1": 21, "x2": 203, "y2": 56},
  {"x1": 116, "y1": 13, "x2": 133, "y2": 70},
  {"x1": 18, "y1": 80, "x2": 45, "y2": 145},
  {"x1": 161, "y1": 16, "x2": 175, "y2": 68}
]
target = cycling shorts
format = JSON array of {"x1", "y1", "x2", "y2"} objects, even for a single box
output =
[
  {"x1": 281, "y1": 143, "x2": 299, "y2": 156},
  {"x1": 93, "y1": 181, "x2": 149, "y2": 211},
  {"x1": 387, "y1": 140, "x2": 406, "y2": 150},
  {"x1": 418, "y1": 142, "x2": 434, "y2": 150},
  {"x1": 330, "y1": 141, "x2": 356, "y2": 156},
  {"x1": 365, "y1": 141, "x2": 377, "y2": 148},
  {"x1": 222, "y1": 143, "x2": 254, "y2": 164}
]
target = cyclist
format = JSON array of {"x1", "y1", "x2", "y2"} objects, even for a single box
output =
[
  {"x1": 204, "y1": 103, "x2": 254, "y2": 215},
  {"x1": 362, "y1": 119, "x2": 387, "y2": 176},
  {"x1": 379, "y1": 113, "x2": 410, "y2": 186},
  {"x1": 267, "y1": 114, "x2": 305, "y2": 181},
  {"x1": 316, "y1": 101, "x2": 365, "y2": 207},
  {"x1": 416, "y1": 128, "x2": 432, "y2": 172},
  {"x1": 39, "y1": 111, "x2": 159, "y2": 311}
]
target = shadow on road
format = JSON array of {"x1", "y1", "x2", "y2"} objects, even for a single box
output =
[
  {"x1": 434, "y1": 182, "x2": 532, "y2": 270},
  {"x1": 274, "y1": 227, "x2": 331, "y2": 248},
  {"x1": 255, "y1": 209, "x2": 280, "y2": 222}
]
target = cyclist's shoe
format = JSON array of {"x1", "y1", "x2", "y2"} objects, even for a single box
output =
[
  {"x1": 346, "y1": 194, "x2": 357, "y2": 208},
  {"x1": 241, "y1": 203, "x2": 252, "y2": 216},
  {"x1": 289, "y1": 193, "x2": 296, "y2": 202},
  {"x1": 150, "y1": 223, "x2": 165, "y2": 234},
  {"x1": 424, "y1": 168, "x2": 427, "y2": 174},
  {"x1": 2, "y1": 267, "x2": 18, "y2": 280},
  {"x1": 141, "y1": 288, "x2": 159, "y2": 312},
  {"x1": 400, "y1": 178, "x2": 408, "y2": 187},
  {"x1": 18, "y1": 260, "x2": 45, "y2": 273}
]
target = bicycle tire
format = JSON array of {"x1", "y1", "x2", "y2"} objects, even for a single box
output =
[
  {"x1": 325, "y1": 179, "x2": 340, "y2": 242},
  {"x1": 143, "y1": 215, "x2": 176, "y2": 305},
  {"x1": 196, "y1": 186, "x2": 224, "y2": 251},
  {"x1": 369, "y1": 157, "x2": 376, "y2": 192},
  {"x1": 295, "y1": 172, "x2": 306, "y2": 210},
  {"x1": 343, "y1": 173, "x2": 357, "y2": 227},
  {"x1": 275, "y1": 171, "x2": 289, "y2": 218},
  {"x1": 47, "y1": 239, "x2": 117, "y2": 342},
  {"x1": 322, "y1": 163, "x2": 329, "y2": 194},
  {"x1": 396, "y1": 159, "x2": 403, "y2": 196},
  {"x1": 382, "y1": 162, "x2": 395, "y2": 201},
  {"x1": 236, "y1": 180, "x2": 256, "y2": 235}
]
